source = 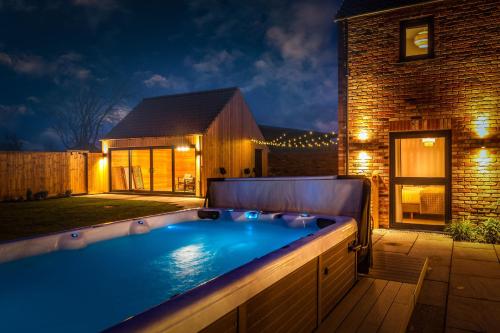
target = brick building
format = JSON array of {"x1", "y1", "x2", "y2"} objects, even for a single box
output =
[
  {"x1": 335, "y1": 0, "x2": 499, "y2": 229},
  {"x1": 258, "y1": 125, "x2": 338, "y2": 177}
]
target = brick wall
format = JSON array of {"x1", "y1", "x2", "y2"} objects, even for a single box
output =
[
  {"x1": 267, "y1": 149, "x2": 338, "y2": 177},
  {"x1": 338, "y1": 0, "x2": 500, "y2": 227}
]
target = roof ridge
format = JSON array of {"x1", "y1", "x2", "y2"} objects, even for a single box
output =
[{"x1": 143, "y1": 86, "x2": 239, "y2": 101}]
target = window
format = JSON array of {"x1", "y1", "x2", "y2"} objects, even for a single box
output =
[
  {"x1": 400, "y1": 17, "x2": 434, "y2": 61},
  {"x1": 390, "y1": 131, "x2": 451, "y2": 228}
]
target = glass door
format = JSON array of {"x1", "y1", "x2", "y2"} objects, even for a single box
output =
[
  {"x1": 110, "y1": 150, "x2": 130, "y2": 191},
  {"x1": 174, "y1": 147, "x2": 196, "y2": 193},
  {"x1": 390, "y1": 130, "x2": 451, "y2": 228},
  {"x1": 152, "y1": 148, "x2": 173, "y2": 192},
  {"x1": 130, "y1": 149, "x2": 151, "y2": 191}
]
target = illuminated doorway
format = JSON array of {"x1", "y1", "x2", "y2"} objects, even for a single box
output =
[
  {"x1": 390, "y1": 131, "x2": 451, "y2": 229},
  {"x1": 109, "y1": 146, "x2": 197, "y2": 195}
]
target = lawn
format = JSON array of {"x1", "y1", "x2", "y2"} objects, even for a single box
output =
[{"x1": 0, "y1": 197, "x2": 183, "y2": 242}]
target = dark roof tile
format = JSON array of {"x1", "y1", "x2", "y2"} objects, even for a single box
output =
[{"x1": 105, "y1": 87, "x2": 238, "y2": 139}]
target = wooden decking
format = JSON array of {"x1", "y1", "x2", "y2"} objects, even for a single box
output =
[{"x1": 318, "y1": 252, "x2": 428, "y2": 333}]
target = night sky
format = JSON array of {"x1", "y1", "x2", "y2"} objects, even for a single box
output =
[{"x1": 0, "y1": 0, "x2": 342, "y2": 150}]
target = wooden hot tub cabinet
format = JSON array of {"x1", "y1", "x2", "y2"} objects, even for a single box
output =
[{"x1": 201, "y1": 233, "x2": 357, "y2": 333}]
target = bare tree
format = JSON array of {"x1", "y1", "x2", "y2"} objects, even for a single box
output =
[{"x1": 53, "y1": 82, "x2": 131, "y2": 150}]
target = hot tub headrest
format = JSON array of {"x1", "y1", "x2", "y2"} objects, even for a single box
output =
[{"x1": 207, "y1": 176, "x2": 364, "y2": 223}]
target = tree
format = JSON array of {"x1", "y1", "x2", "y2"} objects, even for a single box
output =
[{"x1": 53, "y1": 82, "x2": 131, "y2": 150}]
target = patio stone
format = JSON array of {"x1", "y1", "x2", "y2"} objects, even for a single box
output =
[
  {"x1": 416, "y1": 232, "x2": 453, "y2": 243},
  {"x1": 372, "y1": 233, "x2": 384, "y2": 244},
  {"x1": 453, "y1": 246, "x2": 498, "y2": 262},
  {"x1": 406, "y1": 303, "x2": 445, "y2": 333},
  {"x1": 418, "y1": 280, "x2": 448, "y2": 307},
  {"x1": 425, "y1": 265, "x2": 450, "y2": 283},
  {"x1": 374, "y1": 231, "x2": 417, "y2": 254},
  {"x1": 372, "y1": 228, "x2": 388, "y2": 235},
  {"x1": 451, "y1": 258, "x2": 500, "y2": 279},
  {"x1": 409, "y1": 247, "x2": 452, "y2": 267},
  {"x1": 446, "y1": 295, "x2": 500, "y2": 332},
  {"x1": 450, "y1": 274, "x2": 500, "y2": 302},
  {"x1": 454, "y1": 241, "x2": 493, "y2": 250}
]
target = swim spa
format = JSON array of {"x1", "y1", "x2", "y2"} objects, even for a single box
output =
[{"x1": 0, "y1": 177, "x2": 371, "y2": 333}]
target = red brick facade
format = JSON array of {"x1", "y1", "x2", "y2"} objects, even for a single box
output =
[
  {"x1": 267, "y1": 150, "x2": 338, "y2": 177},
  {"x1": 337, "y1": 0, "x2": 499, "y2": 227}
]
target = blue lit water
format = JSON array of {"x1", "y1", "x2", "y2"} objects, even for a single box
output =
[{"x1": 0, "y1": 219, "x2": 317, "y2": 332}]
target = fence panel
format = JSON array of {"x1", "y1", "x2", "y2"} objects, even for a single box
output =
[{"x1": 0, "y1": 151, "x2": 92, "y2": 199}]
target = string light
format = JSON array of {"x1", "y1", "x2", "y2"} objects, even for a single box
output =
[{"x1": 252, "y1": 131, "x2": 338, "y2": 149}]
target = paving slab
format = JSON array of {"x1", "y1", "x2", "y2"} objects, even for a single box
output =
[
  {"x1": 413, "y1": 238, "x2": 453, "y2": 251},
  {"x1": 372, "y1": 233, "x2": 384, "y2": 244},
  {"x1": 449, "y1": 274, "x2": 500, "y2": 302},
  {"x1": 409, "y1": 247, "x2": 452, "y2": 267},
  {"x1": 451, "y1": 258, "x2": 500, "y2": 279},
  {"x1": 406, "y1": 303, "x2": 445, "y2": 333},
  {"x1": 418, "y1": 280, "x2": 448, "y2": 307},
  {"x1": 415, "y1": 232, "x2": 453, "y2": 243},
  {"x1": 454, "y1": 241, "x2": 494, "y2": 250},
  {"x1": 446, "y1": 295, "x2": 500, "y2": 332},
  {"x1": 425, "y1": 265, "x2": 451, "y2": 283},
  {"x1": 453, "y1": 246, "x2": 498, "y2": 262},
  {"x1": 374, "y1": 231, "x2": 418, "y2": 254}
]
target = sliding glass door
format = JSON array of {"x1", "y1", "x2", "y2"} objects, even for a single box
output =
[
  {"x1": 110, "y1": 146, "x2": 196, "y2": 194},
  {"x1": 152, "y1": 148, "x2": 173, "y2": 192},
  {"x1": 390, "y1": 130, "x2": 451, "y2": 228}
]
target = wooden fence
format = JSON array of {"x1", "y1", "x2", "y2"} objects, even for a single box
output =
[{"x1": 0, "y1": 151, "x2": 108, "y2": 199}]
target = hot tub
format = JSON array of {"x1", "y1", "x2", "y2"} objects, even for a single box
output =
[{"x1": 0, "y1": 177, "x2": 371, "y2": 333}]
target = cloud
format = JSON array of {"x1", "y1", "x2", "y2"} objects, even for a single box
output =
[
  {"x1": 0, "y1": 51, "x2": 91, "y2": 82},
  {"x1": 0, "y1": 104, "x2": 31, "y2": 128},
  {"x1": 27, "y1": 96, "x2": 40, "y2": 103},
  {"x1": 142, "y1": 73, "x2": 188, "y2": 92},
  {"x1": 188, "y1": 49, "x2": 240, "y2": 74},
  {"x1": 104, "y1": 105, "x2": 131, "y2": 125}
]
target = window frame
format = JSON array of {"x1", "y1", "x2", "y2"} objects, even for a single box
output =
[
  {"x1": 399, "y1": 17, "x2": 434, "y2": 62},
  {"x1": 389, "y1": 130, "x2": 452, "y2": 230}
]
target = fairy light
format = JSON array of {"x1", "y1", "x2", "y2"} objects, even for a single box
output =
[{"x1": 251, "y1": 131, "x2": 338, "y2": 149}]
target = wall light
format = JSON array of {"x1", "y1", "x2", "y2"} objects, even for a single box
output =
[
  {"x1": 358, "y1": 151, "x2": 371, "y2": 160},
  {"x1": 476, "y1": 146, "x2": 492, "y2": 170},
  {"x1": 422, "y1": 138, "x2": 436, "y2": 147},
  {"x1": 475, "y1": 116, "x2": 489, "y2": 138},
  {"x1": 176, "y1": 146, "x2": 190, "y2": 152},
  {"x1": 102, "y1": 141, "x2": 109, "y2": 155},
  {"x1": 358, "y1": 130, "x2": 369, "y2": 141}
]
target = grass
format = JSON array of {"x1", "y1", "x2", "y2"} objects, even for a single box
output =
[{"x1": 0, "y1": 197, "x2": 183, "y2": 242}]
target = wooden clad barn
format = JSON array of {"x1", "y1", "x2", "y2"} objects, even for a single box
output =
[{"x1": 102, "y1": 87, "x2": 268, "y2": 197}]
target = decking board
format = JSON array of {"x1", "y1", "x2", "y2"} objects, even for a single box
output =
[{"x1": 317, "y1": 251, "x2": 428, "y2": 333}]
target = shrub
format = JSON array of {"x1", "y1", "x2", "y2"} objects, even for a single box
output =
[
  {"x1": 445, "y1": 218, "x2": 479, "y2": 242},
  {"x1": 478, "y1": 218, "x2": 500, "y2": 244}
]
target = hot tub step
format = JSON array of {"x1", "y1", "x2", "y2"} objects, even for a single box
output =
[{"x1": 317, "y1": 253, "x2": 428, "y2": 333}]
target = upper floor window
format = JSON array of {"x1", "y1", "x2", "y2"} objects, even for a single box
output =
[{"x1": 400, "y1": 17, "x2": 434, "y2": 61}]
